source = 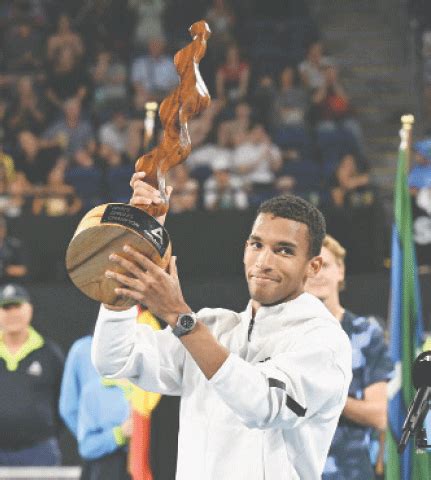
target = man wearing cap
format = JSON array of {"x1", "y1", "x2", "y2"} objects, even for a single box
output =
[{"x1": 0, "y1": 283, "x2": 64, "y2": 466}]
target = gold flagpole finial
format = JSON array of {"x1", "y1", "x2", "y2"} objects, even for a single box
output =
[
  {"x1": 401, "y1": 114, "x2": 415, "y2": 130},
  {"x1": 400, "y1": 114, "x2": 415, "y2": 168}
]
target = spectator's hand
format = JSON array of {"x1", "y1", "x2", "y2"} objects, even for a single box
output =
[
  {"x1": 121, "y1": 417, "x2": 133, "y2": 438},
  {"x1": 129, "y1": 172, "x2": 173, "y2": 225}
]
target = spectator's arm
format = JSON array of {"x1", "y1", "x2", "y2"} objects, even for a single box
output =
[
  {"x1": 7, "y1": 106, "x2": 25, "y2": 130},
  {"x1": 311, "y1": 84, "x2": 327, "y2": 104},
  {"x1": 77, "y1": 389, "x2": 129, "y2": 460},
  {"x1": 45, "y1": 87, "x2": 63, "y2": 109},
  {"x1": 5, "y1": 265, "x2": 27, "y2": 277},
  {"x1": 59, "y1": 343, "x2": 80, "y2": 437},
  {"x1": 75, "y1": 86, "x2": 87, "y2": 104},
  {"x1": 268, "y1": 146, "x2": 282, "y2": 172},
  {"x1": 342, "y1": 319, "x2": 393, "y2": 430},
  {"x1": 27, "y1": 98, "x2": 46, "y2": 125},
  {"x1": 342, "y1": 381, "x2": 387, "y2": 430},
  {"x1": 68, "y1": 195, "x2": 83, "y2": 215},
  {"x1": 72, "y1": 34, "x2": 85, "y2": 59},
  {"x1": 238, "y1": 65, "x2": 250, "y2": 99},
  {"x1": 215, "y1": 69, "x2": 225, "y2": 100}
]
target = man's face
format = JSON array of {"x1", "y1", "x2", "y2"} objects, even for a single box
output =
[
  {"x1": 305, "y1": 246, "x2": 344, "y2": 301},
  {"x1": 0, "y1": 302, "x2": 33, "y2": 335},
  {"x1": 244, "y1": 213, "x2": 322, "y2": 306}
]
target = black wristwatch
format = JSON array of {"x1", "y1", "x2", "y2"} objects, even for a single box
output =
[{"x1": 172, "y1": 312, "x2": 197, "y2": 337}]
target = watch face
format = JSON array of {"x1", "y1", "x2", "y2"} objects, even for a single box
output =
[{"x1": 180, "y1": 315, "x2": 195, "y2": 329}]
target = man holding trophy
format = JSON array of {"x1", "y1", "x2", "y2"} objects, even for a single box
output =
[
  {"x1": 66, "y1": 21, "x2": 352, "y2": 479},
  {"x1": 92, "y1": 171, "x2": 352, "y2": 479}
]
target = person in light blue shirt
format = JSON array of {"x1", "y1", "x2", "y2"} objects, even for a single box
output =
[
  {"x1": 77, "y1": 378, "x2": 131, "y2": 480},
  {"x1": 59, "y1": 336, "x2": 99, "y2": 437}
]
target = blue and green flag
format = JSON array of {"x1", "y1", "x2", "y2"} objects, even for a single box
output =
[{"x1": 386, "y1": 130, "x2": 431, "y2": 479}]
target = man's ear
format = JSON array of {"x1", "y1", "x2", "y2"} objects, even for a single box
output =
[{"x1": 306, "y1": 255, "x2": 322, "y2": 279}]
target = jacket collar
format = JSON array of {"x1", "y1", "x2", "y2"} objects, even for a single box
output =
[{"x1": 0, "y1": 327, "x2": 44, "y2": 371}]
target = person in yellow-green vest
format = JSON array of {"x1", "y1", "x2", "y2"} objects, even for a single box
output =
[{"x1": 0, "y1": 283, "x2": 64, "y2": 465}]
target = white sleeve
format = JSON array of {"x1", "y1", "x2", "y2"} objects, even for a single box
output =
[
  {"x1": 208, "y1": 328, "x2": 351, "y2": 430},
  {"x1": 91, "y1": 305, "x2": 185, "y2": 395}
]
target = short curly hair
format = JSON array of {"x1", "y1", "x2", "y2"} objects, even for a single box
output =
[{"x1": 257, "y1": 194, "x2": 326, "y2": 258}]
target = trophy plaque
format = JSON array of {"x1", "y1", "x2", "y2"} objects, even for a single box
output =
[{"x1": 66, "y1": 21, "x2": 211, "y2": 308}]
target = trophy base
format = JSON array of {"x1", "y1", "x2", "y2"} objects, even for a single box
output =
[{"x1": 66, "y1": 203, "x2": 171, "y2": 308}]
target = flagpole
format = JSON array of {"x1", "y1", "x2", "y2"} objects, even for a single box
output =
[{"x1": 386, "y1": 113, "x2": 431, "y2": 479}]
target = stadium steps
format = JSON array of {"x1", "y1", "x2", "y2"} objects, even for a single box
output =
[{"x1": 312, "y1": 0, "x2": 414, "y2": 215}]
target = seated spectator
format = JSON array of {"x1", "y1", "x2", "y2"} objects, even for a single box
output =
[
  {"x1": 15, "y1": 130, "x2": 63, "y2": 186},
  {"x1": 0, "y1": 99, "x2": 8, "y2": 145},
  {"x1": 3, "y1": 17, "x2": 43, "y2": 73},
  {"x1": 272, "y1": 66, "x2": 309, "y2": 151},
  {"x1": 188, "y1": 98, "x2": 224, "y2": 148},
  {"x1": 219, "y1": 100, "x2": 253, "y2": 144},
  {"x1": 186, "y1": 122, "x2": 233, "y2": 181},
  {"x1": 43, "y1": 98, "x2": 94, "y2": 157},
  {"x1": 92, "y1": 50, "x2": 128, "y2": 120},
  {"x1": 409, "y1": 139, "x2": 431, "y2": 193},
  {"x1": 252, "y1": 73, "x2": 277, "y2": 130},
  {"x1": 65, "y1": 149, "x2": 104, "y2": 212},
  {"x1": 232, "y1": 124, "x2": 282, "y2": 190},
  {"x1": 131, "y1": 37, "x2": 178, "y2": 102},
  {"x1": 310, "y1": 63, "x2": 364, "y2": 152},
  {"x1": 215, "y1": 44, "x2": 250, "y2": 104},
  {"x1": 45, "y1": 46, "x2": 90, "y2": 116},
  {"x1": 166, "y1": 164, "x2": 199, "y2": 213},
  {"x1": 47, "y1": 14, "x2": 84, "y2": 62},
  {"x1": 99, "y1": 110, "x2": 129, "y2": 154},
  {"x1": 274, "y1": 174, "x2": 296, "y2": 196},
  {"x1": 32, "y1": 163, "x2": 82, "y2": 216},
  {"x1": 277, "y1": 149, "x2": 322, "y2": 194},
  {"x1": 329, "y1": 153, "x2": 371, "y2": 208},
  {"x1": 206, "y1": 0, "x2": 235, "y2": 51},
  {"x1": 129, "y1": 0, "x2": 165, "y2": 49},
  {"x1": 99, "y1": 144, "x2": 133, "y2": 203},
  {"x1": 0, "y1": 217, "x2": 28, "y2": 282},
  {"x1": 0, "y1": 153, "x2": 26, "y2": 218},
  {"x1": 274, "y1": 66, "x2": 307, "y2": 129},
  {"x1": 6, "y1": 76, "x2": 47, "y2": 135},
  {"x1": 299, "y1": 41, "x2": 331, "y2": 91},
  {"x1": 0, "y1": 143, "x2": 16, "y2": 186},
  {"x1": 203, "y1": 157, "x2": 248, "y2": 210}
]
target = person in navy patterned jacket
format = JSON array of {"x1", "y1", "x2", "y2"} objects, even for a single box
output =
[{"x1": 306, "y1": 234, "x2": 394, "y2": 479}]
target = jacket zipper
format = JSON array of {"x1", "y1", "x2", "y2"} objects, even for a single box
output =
[{"x1": 248, "y1": 317, "x2": 255, "y2": 341}]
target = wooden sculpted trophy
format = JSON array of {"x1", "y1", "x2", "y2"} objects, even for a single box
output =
[{"x1": 66, "y1": 21, "x2": 211, "y2": 308}]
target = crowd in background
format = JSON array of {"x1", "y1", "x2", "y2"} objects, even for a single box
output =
[{"x1": 0, "y1": 0, "x2": 377, "y2": 221}]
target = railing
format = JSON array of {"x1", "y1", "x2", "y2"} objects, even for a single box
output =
[{"x1": 0, "y1": 467, "x2": 81, "y2": 480}]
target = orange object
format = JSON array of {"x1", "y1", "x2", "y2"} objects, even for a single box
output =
[{"x1": 129, "y1": 307, "x2": 162, "y2": 480}]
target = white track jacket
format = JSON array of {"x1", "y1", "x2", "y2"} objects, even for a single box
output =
[{"x1": 92, "y1": 292, "x2": 352, "y2": 479}]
